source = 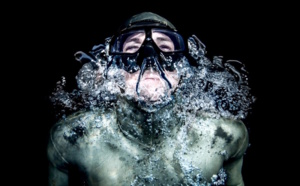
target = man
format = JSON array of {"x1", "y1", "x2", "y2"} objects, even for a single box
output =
[{"x1": 48, "y1": 12, "x2": 253, "y2": 185}]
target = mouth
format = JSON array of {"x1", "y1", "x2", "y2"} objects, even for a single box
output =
[
  {"x1": 143, "y1": 77, "x2": 160, "y2": 81},
  {"x1": 142, "y1": 74, "x2": 161, "y2": 81}
]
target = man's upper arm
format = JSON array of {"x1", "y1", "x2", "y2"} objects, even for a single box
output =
[
  {"x1": 224, "y1": 120, "x2": 249, "y2": 186},
  {"x1": 47, "y1": 123, "x2": 69, "y2": 186},
  {"x1": 48, "y1": 162, "x2": 68, "y2": 186}
]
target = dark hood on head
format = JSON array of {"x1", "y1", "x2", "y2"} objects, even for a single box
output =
[{"x1": 117, "y1": 12, "x2": 177, "y2": 33}]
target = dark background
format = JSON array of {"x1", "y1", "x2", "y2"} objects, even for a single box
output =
[{"x1": 11, "y1": 2, "x2": 289, "y2": 185}]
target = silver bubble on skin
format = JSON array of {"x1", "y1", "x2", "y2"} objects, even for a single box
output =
[{"x1": 50, "y1": 35, "x2": 255, "y2": 185}]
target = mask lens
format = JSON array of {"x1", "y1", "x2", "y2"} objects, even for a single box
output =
[
  {"x1": 111, "y1": 30, "x2": 145, "y2": 54},
  {"x1": 152, "y1": 29, "x2": 185, "y2": 52}
]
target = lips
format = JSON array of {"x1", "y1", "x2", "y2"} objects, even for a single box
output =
[
  {"x1": 143, "y1": 77, "x2": 160, "y2": 80},
  {"x1": 142, "y1": 73, "x2": 161, "y2": 81}
]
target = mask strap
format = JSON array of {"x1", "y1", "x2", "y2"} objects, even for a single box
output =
[
  {"x1": 136, "y1": 59, "x2": 147, "y2": 95},
  {"x1": 153, "y1": 57, "x2": 172, "y2": 89}
]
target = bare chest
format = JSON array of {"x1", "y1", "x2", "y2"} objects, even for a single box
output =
[{"x1": 80, "y1": 130, "x2": 229, "y2": 185}]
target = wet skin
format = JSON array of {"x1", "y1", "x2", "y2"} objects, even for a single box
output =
[
  {"x1": 48, "y1": 97, "x2": 248, "y2": 185},
  {"x1": 49, "y1": 32, "x2": 248, "y2": 185}
]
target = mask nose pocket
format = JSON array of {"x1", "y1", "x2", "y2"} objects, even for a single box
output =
[{"x1": 136, "y1": 41, "x2": 158, "y2": 66}]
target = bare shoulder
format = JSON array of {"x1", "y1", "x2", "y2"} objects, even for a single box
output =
[
  {"x1": 48, "y1": 109, "x2": 117, "y2": 156},
  {"x1": 50, "y1": 109, "x2": 116, "y2": 140},
  {"x1": 191, "y1": 114, "x2": 249, "y2": 158},
  {"x1": 217, "y1": 118, "x2": 248, "y2": 142},
  {"x1": 213, "y1": 117, "x2": 249, "y2": 158}
]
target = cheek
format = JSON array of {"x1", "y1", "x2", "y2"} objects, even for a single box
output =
[
  {"x1": 123, "y1": 70, "x2": 140, "y2": 88},
  {"x1": 165, "y1": 71, "x2": 180, "y2": 89}
]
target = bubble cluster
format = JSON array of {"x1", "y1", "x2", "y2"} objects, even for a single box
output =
[
  {"x1": 175, "y1": 55, "x2": 255, "y2": 120},
  {"x1": 50, "y1": 35, "x2": 255, "y2": 185},
  {"x1": 51, "y1": 35, "x2": 254, "y2": 120}
]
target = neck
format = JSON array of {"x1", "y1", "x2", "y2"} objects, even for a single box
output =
[{"x1": 116, "y1": 96, "x2": 182, "y2": 149}]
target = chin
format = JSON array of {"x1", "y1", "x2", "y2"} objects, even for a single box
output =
[{"x1": 136, "y1": 94, "x2": 173, "y2": 113}]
